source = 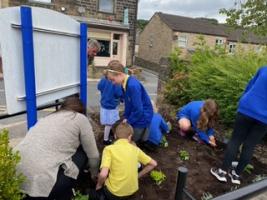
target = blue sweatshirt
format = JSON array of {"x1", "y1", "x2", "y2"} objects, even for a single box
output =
[
  {"x1": 238, "y1": 66, "x2": 267, "y2": 124},
  {"x1": 148, "y1": 113, "x2": 169, "y2": 145},
  {"x1": 176, "y1": 101, "x2": 214, "y2": 144},
  {"x1": 124, "y1": 76, "x2": 153, "y2": 128},
  {"x1": 97, "y1": 77, "x2": 123, "y2": 109}
]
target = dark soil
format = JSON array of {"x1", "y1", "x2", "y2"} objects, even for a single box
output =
[{"x1": 77, "y1": 106, "x2": 267, "y2": 200}]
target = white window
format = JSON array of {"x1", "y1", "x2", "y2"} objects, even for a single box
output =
[
  {"x1": 229, "y1": 43, "x2": 236, "y2": 53},
  {"x1": 99, "y1": 0, "x2": 114, "y2": 13},
  {"x1": 177, "y1": 35, "x2": 187, "y2": 48},
  {"x1": 30, "y1": 0, "x2": 51, "y2": 3},
  {"x1": 216, "y1": 38, "x2": 224, "y2": 46}
]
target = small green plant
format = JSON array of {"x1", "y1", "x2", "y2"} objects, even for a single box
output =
[
  {"x1": 244, "y1": 164, "x2": 254, "y2": 174},
  {"x1": 201, "y1": 192, "x2": 213, "y2": 200},
  {"x1": 179, "y1": 150, "x2": 190, "y2": 161},
  {"x1": 150, "y1": 170, "x2": 166, "y2": 185},
  {"x1": 72, "y1": 190, "x2": 89, "y2": 200},
  {"x1": 160, "y1": 136, "x2": 168, "y2": 147},
  {"x1": 0, "y1": 129, "x2": 25, "y2": 200},
  {"x1": 230, "y1": 185, "x2": 240, "y2": 191},
  {"x1": 252, "y1": 175, "x2": 267, "y2": 183}
]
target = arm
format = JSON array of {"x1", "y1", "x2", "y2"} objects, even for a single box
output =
[
  {"x1": 159, "y1": 115, "x2": 169, "y2": 134},
  {"x1": 79, "y1": 116, "x2": 100, "y2": 177},
  {"x1": 96, "y1": 167, "x2": 109, "y2": 190},
  {"x1": 97, "y1": 78, "x2": 104, "y2": 92},
  {"x1": 197, "y1": 128, "x2": 216, "y2": 146},
  {"x1": 137, "y1": 149, "x2": 157, "y2": 178},
  {"x1": 126, "y1": 85, "x2": 144, "y2": 125},
  {"x1": 138, "y1": 159, "x2": 157, "y2": 178}
]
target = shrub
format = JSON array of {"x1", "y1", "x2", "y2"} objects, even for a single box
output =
[
  {"x1": 72, "y1": 190, "x2": 89, "y2": 200},
  {"x1": 164, "y1": 36, "x2": 267, "y2": 126},
  {"x1": 0, "y1": 129, "x2": 25, "y2": 200}
]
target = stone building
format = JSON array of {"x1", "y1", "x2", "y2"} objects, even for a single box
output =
[
  {"x1": 0, "y1": 0, "x2": 138, "y2": 66},
  {"x1": 138, "y1": 12, "x2": 267, "y2": 65}
]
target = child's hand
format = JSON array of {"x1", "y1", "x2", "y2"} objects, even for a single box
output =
[
  {"x1": 122, "y1": 119, "x2": 127, "y2": 123},
  {"x1": 167, "y1": 121, "x2": 172, "y2": 132}
]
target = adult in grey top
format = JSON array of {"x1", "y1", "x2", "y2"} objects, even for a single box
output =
[{"x1": 15, "y1": 97, "x2": 99, "y2": 199}]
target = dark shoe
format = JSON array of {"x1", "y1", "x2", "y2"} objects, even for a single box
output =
[
  {"x1": 210, "y1": 168, "x2": 227, "y2": 182},
  {"x1": 228, "y1": 170, "x2": 241, "y2": 185},
  {"x1": 103, "y1": 140, "x2": 112, "y2": 145}
]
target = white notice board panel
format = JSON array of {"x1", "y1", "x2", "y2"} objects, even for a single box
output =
[{"x1": 0, "y1": 7, "x2": 81, "y2": 114}]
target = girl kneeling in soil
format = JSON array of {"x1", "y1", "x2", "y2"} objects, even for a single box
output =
[
  {"x1": 98, "y1": 73, "x2": 123, "y2": 145},
  {"x1": 15, "y1": 97, "x2": 100, "y2": 200},
  {"x1": 106, "y1": 60, "x2": 153, "y2": 145},
  {"x1": 211, "y1": 66, "x2": 267, "y2": 185},
  {"x1": 176, "y1": 99, "x2": 218, "y2": 147}
]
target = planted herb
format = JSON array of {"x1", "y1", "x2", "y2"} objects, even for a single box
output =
[
  {"x1": 150, "y1": 170, "x2": 166, "y2": 185},
  {"x1": 179, "y1": 150, "x2": 190, "y2": 161}
]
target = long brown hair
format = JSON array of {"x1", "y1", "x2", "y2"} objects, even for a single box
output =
[
  {"x1": 197, "y1": 99, "x2": 218, "y2": 131},
  {"x1": 59, "y1": 96, "x2": 85, "y2": 114}
]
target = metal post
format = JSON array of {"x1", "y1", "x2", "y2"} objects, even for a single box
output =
[
  {"x1": 20, "y1": 6, "x2": 37, "y2": 129},
  {"x1": 80, "y1": 23, "x2": 87, "y2": 114},
  {"x1": 175, "y1": 167, "x2": 188, "y2": 200}
]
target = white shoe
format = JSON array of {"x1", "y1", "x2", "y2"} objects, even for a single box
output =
[{"x1": 210, "y1": 168, "x2": 227, "y2": 182}]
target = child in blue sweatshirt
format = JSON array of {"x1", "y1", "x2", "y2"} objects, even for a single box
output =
[
  {"x1": 106, "y1": 60, "x2": 153, "y2": 144},
  {"x1": 147, "y1": 101, "x2": 170, "y2": 148},
  {"x1": 176, "y1": 99, "x2": 218, "y2": 147},
  {"x1": 98, "y1": 75, "x2": 123, "y2": 145},
  {"x1": 211, "y1": 66, "x2": 267, "y2": 185}
]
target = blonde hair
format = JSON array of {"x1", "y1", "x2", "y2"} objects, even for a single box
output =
[
  {"x1": 115, "y1": 122, "x2": 134, "y2": 139},
  {"x1": 197, "y1": 99, "x2": 218, "y2": 131}
]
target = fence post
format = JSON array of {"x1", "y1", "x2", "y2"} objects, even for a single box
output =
[{"x1": 175, "y1": 166, "x2": 188, "y2": 200}]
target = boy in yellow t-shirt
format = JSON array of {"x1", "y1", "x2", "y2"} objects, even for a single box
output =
[{"x1": 95, "y1": 122, "x2": 157, "y2": 200}]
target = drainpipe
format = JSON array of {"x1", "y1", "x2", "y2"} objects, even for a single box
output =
[{"x1": 132, "y1": 0, "x2": 138, "y2": 66}]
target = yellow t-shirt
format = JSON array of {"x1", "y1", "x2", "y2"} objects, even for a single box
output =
[{"x1": 100, "y1": 139, "x2": 152, "y2": 197}]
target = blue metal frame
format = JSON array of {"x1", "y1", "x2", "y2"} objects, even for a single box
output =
[
  {"x1": 20, "y1": 6, "x2": 37, "y2": 129},
  {"x1": 80, "y1": 23, "x2": 87, "y2": 112}
]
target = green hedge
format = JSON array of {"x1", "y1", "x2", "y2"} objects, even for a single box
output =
[
  {"x1": 0, "y1": 129, "x2": 25, "y2": 200},
  {"x1": 164, "y1": 39, "x2": 267, "y2": 125}
]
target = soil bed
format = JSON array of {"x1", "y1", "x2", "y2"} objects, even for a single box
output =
[{"x1": 77, "y1": 107, "x2": 267, "y2": 200}]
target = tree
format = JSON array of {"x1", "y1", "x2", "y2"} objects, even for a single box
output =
[
  {"x1": 137, "y1": 19, "x2": 148, "y2": 31},
  {"x1": 220, "y1": 0, "x2": 267, "y2": 36}
]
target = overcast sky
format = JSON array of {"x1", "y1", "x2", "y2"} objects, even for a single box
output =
[{"x1": 138, "y1": 0, "x2": 236, "y2": 23}]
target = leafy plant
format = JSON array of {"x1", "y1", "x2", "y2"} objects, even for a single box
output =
[
  {"x1": 201, "y1": 192, "x2": 213, "y2": 200},
  {"x1": 72, "y1": 190, "x2": 89, "y2": 200},
  {"x1": 160, "y1": 136, "x2": 168, "y2": 148},
  {"x1": 244, "y1": 164, "x2": 254, "y2": 174},
  {"x1": 150, "y1": 170, "x2": 166, "y2": 185},
  {"x1": 0, "y1": 129, "x2": 25, "y2": 200},
  {"x1": 230, "y1": 185, "x2": 240, "y2": 192},
  {"x1": 179, "y1": 150, "x2": 190, "y2": 161}
]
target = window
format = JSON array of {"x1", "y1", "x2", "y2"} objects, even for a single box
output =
[
  {"x1": 215, "y1": 38, "x2": 224, "y2": 46},
  {"x1": 29, "y1": 0, "x2": 51, "y2": 3},
  {"x1": 229, "y1": 43, "x2": 236, "y2": 53},
  {"x1": 113, "y1": 42, "x2": 118, "y2": 55},
  {"x1": 98, "y1": 0, "x2": 114, "y2": 13},
  {"x1": 177, "y1": 35, "x2": 187, "y2": 48},
  {"x1": 96, "y1": 40, "x2": 110, "y2": 57}
]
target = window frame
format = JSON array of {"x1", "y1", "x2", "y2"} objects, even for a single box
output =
[
  {"x1": 177, "y1": 35, "x2": 187, "y2": 48},
  {"x1": 215, "y1": 38, "x2": 224, "y2": 46},
  {"x1": 228, "y1": 42, "x2": 236, "y2": 53},
  {"x1": 29, "y1": 0, "x2": 52, "y2": 4},
  {"x1": 98, "y1": 0, "x2": 115, "y2": 14}
]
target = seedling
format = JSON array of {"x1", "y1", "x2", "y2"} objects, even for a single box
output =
[
  {"x1": 179, "y1": 150, "x2": 190, "y2": 161},
  {"x1": 160, "y1": 136, "x2": 168, "y2": 147},
  {"x1": 72, "y1": 190, "x2": 89, "y2": 200},
  {"x1": 244, "y1": 164, "x2": 254, "y2": 174},
  {"x1": 201, "y1": 192, "x2": 213, "y2": 200},
  {"x1": 230, "y1": 185, "x2": 239, "y2": 191},
  {"x1": 150, "y1": 170, "x2": 166, "y2": 185}
]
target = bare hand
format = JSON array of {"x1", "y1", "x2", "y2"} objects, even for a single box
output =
[{"x1": 122, "y1": 119, "x2": 127, "y2": 123}]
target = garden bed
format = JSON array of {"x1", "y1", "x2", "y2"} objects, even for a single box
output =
[{"x1": 78, "y1": 106, "x2": 267, "y2": 200}]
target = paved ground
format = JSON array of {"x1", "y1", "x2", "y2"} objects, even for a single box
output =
[{"x1": 0, "y1": 69, "x2": 159, "y2": 147}]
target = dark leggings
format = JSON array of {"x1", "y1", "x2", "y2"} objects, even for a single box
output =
[
  {"x1": 222, "y1": 113, "x2": 267, "y2": 175},
  {"x1": 25, "y1": 146, "x2": 88, "y2": 200}
]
